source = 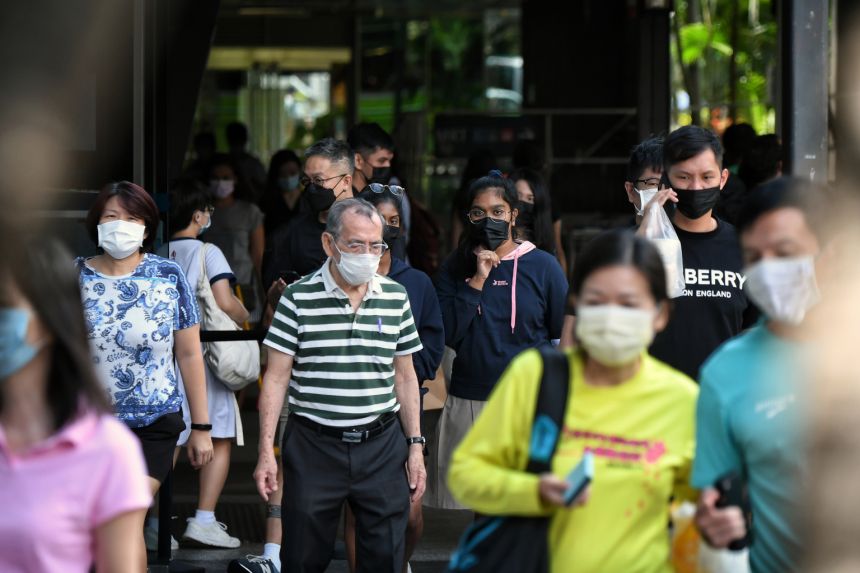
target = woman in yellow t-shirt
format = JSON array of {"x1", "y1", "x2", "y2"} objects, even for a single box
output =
[{"x1": 448, "y1": 229, "x2": 699, "y2": 573}]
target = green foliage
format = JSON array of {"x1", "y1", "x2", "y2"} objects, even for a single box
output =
[{"x1": 672, "y1": 0, "x2": 777, "y2": 134}]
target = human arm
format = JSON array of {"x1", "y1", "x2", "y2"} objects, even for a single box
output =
[
  {"x1": 544, "y1": 258, "x2": 569, "y2": 340},
  {"x1": 174, "y1": 325, "x2": 213, "y2": 468},
  {"x1": 250, "y1": 223, "x2": 265, "y2": 276},
  {"x1": 94, "y1": 509, "x2": 147, "y2": 573},
  {"x1": 435, "y1": 256, "x2": 490, "y2": 350},
  {"x1": 559, "y1": 315, "x2": 576, "y2": 349},
  {"x1": 411, "y1": 277, "x2": 445, "y2": 383},
  {"x1": 691, "y1": 372, "x2": 746, "y2": 547},
  {"x1": 254, "y1": 289, "x2": 300, "y2": 500},
  {"x1": 254, "y1": 348, "x2": 294, "y2": 501},
  {"x1": 394, "y1": 354, "x2": 426, "y2": 502},
  {"x1": 553, "y1": 219, "x2": 568, "y2": 277},
  {"x1": 448, "y1": 349, "x2": 555, "y2": 516},
  {"x1": 211, "y1": 279, "x2": 250, "y2": 324}
]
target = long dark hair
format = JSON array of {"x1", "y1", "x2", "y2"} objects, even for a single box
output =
[
  {"x1": 509, "y1": 168, "x2": 555, "y2": 254},
  {"x1": 362, "y1": 191, "x2": 407, "y2": 260},
  {"x1": 449, "y1": 172, "x2": 518, "y2": 280},
  {"x1": 209, "y1": 153, "x2": 254, "y2": 202},
  {"x1": 571, "y1": 229, "x2": 668, "y2": 304},
  {"x1": 263, "y1": 149, "x2": 301, "y2": 199},
  {"x1": 0, "y1": 234, "x2": 111, "y2": 430}
]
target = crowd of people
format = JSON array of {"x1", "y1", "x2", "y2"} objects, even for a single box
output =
[{"x1": 0, "y1": 115, "x2": 826, "y2": 573}]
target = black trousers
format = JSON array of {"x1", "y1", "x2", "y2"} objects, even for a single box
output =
[{"x1": 280, "y1": 416, "x2": 410, "y2": 573}]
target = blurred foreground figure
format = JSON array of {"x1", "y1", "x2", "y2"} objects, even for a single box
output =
[
  {"x1": 0, "y1": 234, "x2": 151, "y2": 573},
  {"x1": 693, "y1": 177, "x2": 835, "y2": 572}
]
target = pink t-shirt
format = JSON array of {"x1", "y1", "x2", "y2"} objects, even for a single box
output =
[{"x1": 0, "y1": 412, "x2": 152, "y2": 573}]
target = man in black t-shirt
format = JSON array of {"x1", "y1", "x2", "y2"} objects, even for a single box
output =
[
  {"x1": 647, "y1": 126, "x2": 754, "y2": 379},
  {"x1": 562, "y1": 128, "x2": 753, "y2": 380}
]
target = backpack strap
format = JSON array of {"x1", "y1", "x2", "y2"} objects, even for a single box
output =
[
  {"x1": 525, "y1": 346, "x2": 571, "y2": 474},
  {"x1": 198, "y1": 242, "x2": 209, "y2": 284}
]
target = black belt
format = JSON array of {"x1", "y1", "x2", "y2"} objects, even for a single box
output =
[{"x1": 293, "y1": 411, "x2": 397, "y2": 443}]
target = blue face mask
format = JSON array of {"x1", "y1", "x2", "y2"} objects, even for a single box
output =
[{"x1": 0, "y1": 308, "x2": 40, "y2": 379}]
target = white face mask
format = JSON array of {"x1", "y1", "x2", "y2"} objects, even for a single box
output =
[
  {"x1": 744, "y1": 256, "x2": 820, "y2": 325},
  {"x1": 575, "y1": 304, "x2": 656, "y2": 367},
  {"x1": 635, "y1": 188, "x2": 659, "y2": 216},
  {"x1": 211, "y1": 179, "x2": 235, "y2": 199},
  {"x1": 334, "y1": 246, "x2": 381, "y2": 286},
  {"x1": 197, "y1": 211, "x2": 212, "y2": 236},
  {"x1": 97, "y1": 220, "x2": 146, "y2": 260}
]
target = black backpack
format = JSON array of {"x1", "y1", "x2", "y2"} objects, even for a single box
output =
[{"x1": 446, "y1": 346, "x2": 571, "y2": 573}]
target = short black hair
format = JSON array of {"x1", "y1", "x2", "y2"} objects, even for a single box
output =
[
  {"x1": 627, "y1": 137, "x2": 664, "y2": 182},
  {"x1": 86, "y1": 181, "x2": 161, "y2": 250},
  {"x1": 571, "y1": 229, "x2": 668, "y2": 304},
  {"x1": 305, "y1": 138, "x2": 355, "y2": 173},
  {"x1": 736, "y1": 176, "x2": 830, "y2": 240},
  {"x1": 169, "y1": 179, "x2": 213, "y2": 233},
  {"x1": 664, "y1": 125, "x2": 724, "y2": 171},
  {"x1": 225, "y1": 121, "x2": 249, "y2": 146},
  {"x1": 722, "y1": 122, "x2": 757, "y2": 166},
  {"x1": 347, "y1": 123, "x2": 394, "y2": 156},
  {"x1": 738, "y1": 134, "x2": 782, "y2": 190}
]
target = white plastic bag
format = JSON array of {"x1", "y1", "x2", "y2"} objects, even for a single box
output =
[
  {"x1": 639, "y1": 197, "x2": 685, "y2": 298},
  {"x1": 698, "y1": 544, "x2": 750, "y2": 573}
]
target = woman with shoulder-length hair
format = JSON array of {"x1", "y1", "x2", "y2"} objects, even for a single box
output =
[
  {"x1": 0, "y1": 233, "x2": 153, "y2": 572},
  {"x1": 75, "y1": 181, "x2": 214, "y2": 561}
]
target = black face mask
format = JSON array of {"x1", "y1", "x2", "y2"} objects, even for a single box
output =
[
  {"x1": 383, "y1": 224, "x2": 406, "y2": 260},
  {"x1": 675, "y1": 186, "x2": 721, "y2": 220},
  {"x1": 305, "y1": 183, "x2": 336, "y2": 213},
  {"x1": 383, "y1": 224, "x2": 401, "y2": 244},
  {"x1": 369, "y1": 166, "x2": 391, "y2": 184},
  {"x1": 471, "y1": 217, "x2": 510, "y2": 251},
  {"x1": 515, "y1": 201, "x2": 535, "y2": 229}
]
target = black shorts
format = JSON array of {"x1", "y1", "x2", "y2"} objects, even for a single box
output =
[{"x1": 130, "y1": 411, "x2": 186, "y2": 483}]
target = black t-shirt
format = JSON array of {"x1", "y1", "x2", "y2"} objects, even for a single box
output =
[
  {"x1": 262, "y1": 212, "x2": 327, "y2": 288},
  {"x1": 649, "y1": 218, "x2": 755, "y2": 380}
]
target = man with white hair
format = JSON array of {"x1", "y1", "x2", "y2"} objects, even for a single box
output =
[{"x1": 254, "y1": 198, "x2": 426, "y2": 573}]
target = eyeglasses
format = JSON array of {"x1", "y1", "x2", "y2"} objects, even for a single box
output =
[
  {"x1": 204, "y1": 206, "x2": 215, "y2": 214},
  {"x1": 634, "y1": 177, "x2": 662, "y2": 189},
  {"x1": 364, "y1": 183, "x2": 405, "y2": 197},
  {"x1": 301, "y1": 173, "x2": 349, "y2": 188},
  {"x1": 336, "y1": 238, "x2": 389, "y2": 256},
  {"x1": 467, "y1": 208, "x2": 511, "y2": 224}
]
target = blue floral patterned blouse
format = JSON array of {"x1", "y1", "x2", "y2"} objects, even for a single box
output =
[{"x1": 76, "y1": 253, "x2": 200, "y2": 428}]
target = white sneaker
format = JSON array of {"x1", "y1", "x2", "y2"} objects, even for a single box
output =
[
  {"x1": 144, "y1": 525, "x2": 178, "y2": 551},
  {"x1": 182, "y1": 517, "x2": 241, "y2": 548}
]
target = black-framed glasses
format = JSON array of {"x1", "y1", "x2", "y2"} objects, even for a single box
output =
[
  {"x1": 300, "y1": 173, "x2": 348, "y2": 188},
  {"x1": 364, "y1": 183, "x2": 405, "y2": 197},
  {"x1": 467, "y1": 208, "x2": 511, "y2": 224},
  {"x1": 634, "y1": 177, "x2": 662, "y2": 189}
]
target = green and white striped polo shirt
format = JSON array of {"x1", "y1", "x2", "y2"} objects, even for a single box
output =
[{"x1": 264, "y1": 259, "x2": 423, "y2": 427}]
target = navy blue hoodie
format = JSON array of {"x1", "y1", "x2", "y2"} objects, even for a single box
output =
[
  {"x1": 388, "y1": 257, "x2": 445, "y2": 383},
  {"x1": 435, "y1": 241, "x2": 568, "y2": 400}
]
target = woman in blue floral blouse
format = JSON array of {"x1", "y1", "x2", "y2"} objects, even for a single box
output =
[{"x1": 76, "y1": 182, "x2": 214, "y2": 500}]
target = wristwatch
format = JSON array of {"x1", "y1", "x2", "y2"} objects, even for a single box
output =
[{"x1": 406, "y1": 436, "x2": 427, "y2": 455}]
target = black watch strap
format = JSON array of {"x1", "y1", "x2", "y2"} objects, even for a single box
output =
[
  {"x1": 406, "y1": 436, "x2": 426, "y2": 446},
  {"x1": 191, "y1": 423, "x2": 213, "y2": 431}
]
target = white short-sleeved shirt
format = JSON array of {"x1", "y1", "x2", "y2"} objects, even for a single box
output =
[
  {"x1": 167, "y1": 238, "x2": 241, "y2": 442},
  {"x1": 166, "y1": 238, "x2": 236, "y2": 292}
]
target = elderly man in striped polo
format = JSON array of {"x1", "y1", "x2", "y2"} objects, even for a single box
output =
[{"x1": 254, "y1": 198, "x2": 426, "y2": 573}]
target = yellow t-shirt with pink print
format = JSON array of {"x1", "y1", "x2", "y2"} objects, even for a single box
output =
[{"x1": 448, "y1": 348, "x2": 698, "y2": 573}]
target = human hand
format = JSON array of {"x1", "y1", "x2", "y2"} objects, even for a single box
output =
[
  {"x1": 406, "y1": 447, "x2": 427, "y2": 503},
  {"x1": 695, "y1": 487, "x2": 747, "y2": 548},
  {"x1": 538, "y1": 473, "x2": 589, "y2": 508},
  {"x1": 187, "y1": 430, "x2": 214, "y2": 469},
  {"x1": 254, "y1": 450, "x2": 279, "y2": 502}
]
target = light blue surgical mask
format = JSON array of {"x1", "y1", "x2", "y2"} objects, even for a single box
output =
[{"x1": 0, "y1": 308, "x2": 41, "y2": 379}]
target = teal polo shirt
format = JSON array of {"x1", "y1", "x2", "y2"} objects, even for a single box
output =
[{"x1": 692, "y1": 323, "x2": 807, "y2": 572}]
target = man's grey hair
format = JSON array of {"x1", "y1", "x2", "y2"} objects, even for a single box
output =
[
  {"x1": 305, "y1": 138, "x2": 355, "y2": 174},
  {"x1": 326, "y1": 198, "x2": 384, "y2": 239}
]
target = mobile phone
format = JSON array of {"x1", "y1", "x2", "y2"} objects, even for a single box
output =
[
  {"x1": 714, "y1": 471, "x2": 753, "y2": 550},
  {"x1": 563, "y1": 451, "x2": 594, "y2": 506}
]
